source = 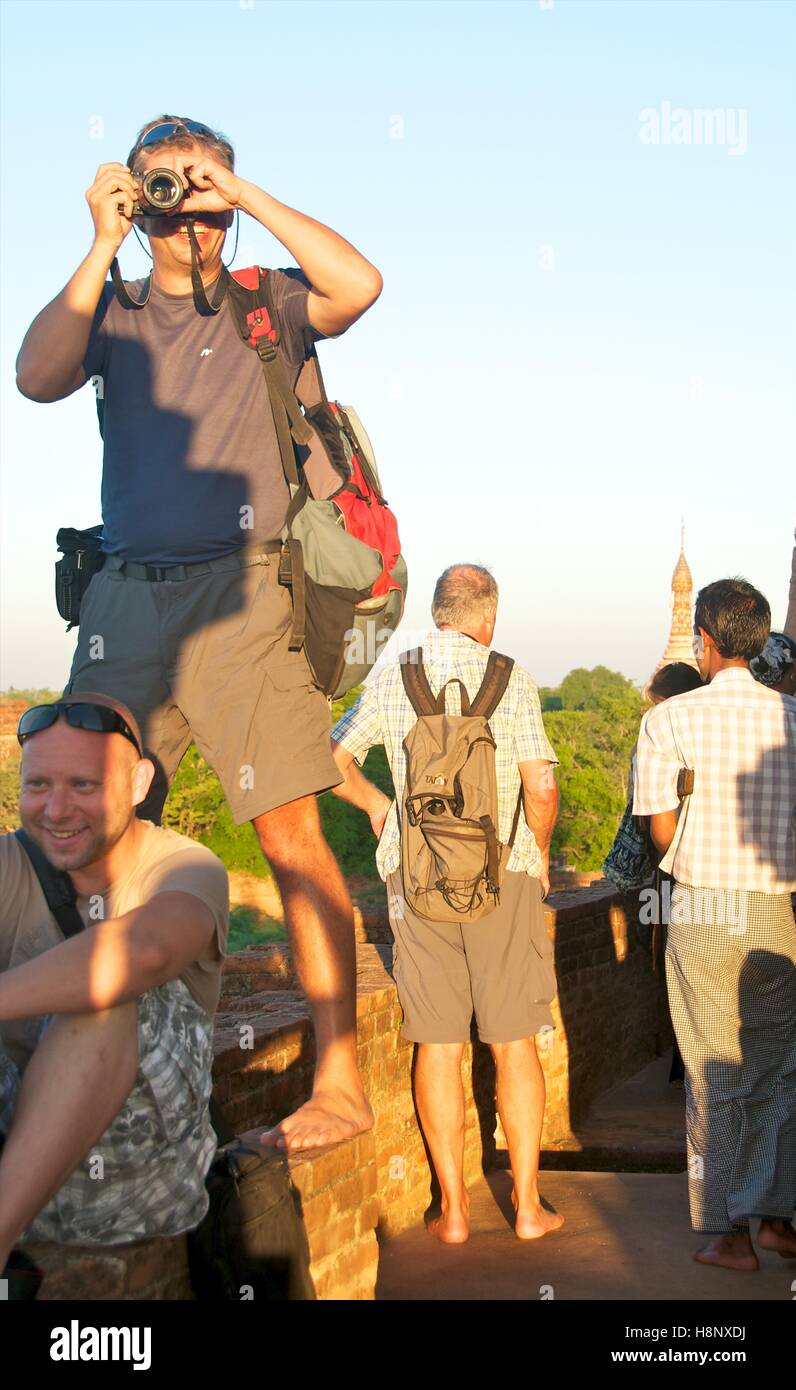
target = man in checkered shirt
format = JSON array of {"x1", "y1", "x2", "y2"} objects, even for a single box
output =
[
  {"x1": 634, "y1": 577, "x2": 796, "y2": 1272},
  {"x1": 330, "y1": 564, "x2": 562, "y2": 1245}
]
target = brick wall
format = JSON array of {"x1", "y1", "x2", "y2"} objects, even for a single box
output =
[{"x1": 26, "y1": 884, "x2": 666, "y2": 1300}]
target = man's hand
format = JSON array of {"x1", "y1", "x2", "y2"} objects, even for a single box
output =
[
  {"x1": 332, "y1": 741, "x2": 393, "y2": 838},
  {"x1": 86, "y1": 162, "x2": 137, "y2": 255},
  {"x1": 170, "y1": 153, "x2": 245, "y2": 213},
  {"x1": 369, "y1": 793, "x2": 391, "y2": 841},
  {"x1": 538, "y1": 856, "x2": 551, "y2": 900}
]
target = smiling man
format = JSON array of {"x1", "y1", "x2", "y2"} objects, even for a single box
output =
[
  {"x1": 0, "y1": 693, "x2": 228, "y2": 1289},
  {"x1": 16, "y1": 116, "x2": 383, "y2": 1150}
]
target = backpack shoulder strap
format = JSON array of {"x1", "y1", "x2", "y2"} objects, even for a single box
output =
[
  {"x1": 228, "y1": 266, "x2": 330, "y2": 407},
  {"x1": 226, "y1": 267, "x2": 313, "y2": 483},
  {"x1": 400, "y1": 649, "x2": 438, "y2": 717},
  {"x1": 470, "y1": 651, "x2": 515, "y2": 719},
  {"x1": 14, "y1": 828, "x2": 85, "y2": 939}
]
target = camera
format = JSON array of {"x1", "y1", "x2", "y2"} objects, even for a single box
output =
[{"x1": 131, "y1": 168, "x2": 187, "y2": 217}]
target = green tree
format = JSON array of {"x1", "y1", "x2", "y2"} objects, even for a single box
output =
[
  {"x1": 558, "y1": 666, "x2": 641, "y2": 717},
  {"x1": 539, "y1": 667, "x2": 646, "y2": 871}
]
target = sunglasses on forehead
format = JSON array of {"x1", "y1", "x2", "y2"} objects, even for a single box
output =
[
  {"x1": 17, "y1": 702, "x2": 144, "y2": 758},
  {"x1": 137, "y1": 120, "x2": 215, "y2": 151}
]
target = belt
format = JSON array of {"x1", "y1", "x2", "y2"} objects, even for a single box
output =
[{"x1": 113, "y1": 541, "x2": 283, "y2": 583}]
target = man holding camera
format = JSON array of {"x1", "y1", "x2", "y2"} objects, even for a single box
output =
[{"x1": 16, "y1": 116, "x2": 383, "y2": 1150}]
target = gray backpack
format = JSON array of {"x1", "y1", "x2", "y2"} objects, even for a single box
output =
[{"x1": 399, "y1": 649, "x2": 522, "y2": 922}]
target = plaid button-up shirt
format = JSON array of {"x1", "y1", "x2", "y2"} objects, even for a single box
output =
[
  {"x1": 632, "y1": 667, "x2": 796, "y2": 892},
  {"x1": 331, "y1": 629, "x2": 558, "y2": 882}
]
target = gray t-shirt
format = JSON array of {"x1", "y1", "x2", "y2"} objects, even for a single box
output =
[{"x1": 83, "y1": 269, "x2": 324, "y2": 563}]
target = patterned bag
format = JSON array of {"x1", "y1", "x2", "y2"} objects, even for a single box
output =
[{"x1": 602, "y1": 800, "x2": 656, "y2": 890}]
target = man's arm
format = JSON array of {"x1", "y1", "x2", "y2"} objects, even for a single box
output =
[
  {"x1": 329, "y1": 677, "x2": 390, "y2": 835},
  {"x1": 519, "y1": 759, "x2": 559, "y2": 898},
  {"x1": 174, "y1": 154, "x2": 383, "y2": 337},
  {"x1": 16, "y1": 163, "x2": 136, "y2": 402},
  {"x1": 0, "y1": 891, "x2": 215, "y2": 1020},
  {"x1": 649, "y1": 810, "x2": 678, "y2": 858},
  {"x1": 331, "y1": 743, "x2": 391, "y2": 839},
  {"x1": 240, "y1": 187, "x2": 383, "y2": 336}
]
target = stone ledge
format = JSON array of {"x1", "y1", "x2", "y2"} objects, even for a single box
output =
[
  {"x1": 22, "y1": 889, "x2": 667, "y2": 1300},
  {"x1": 25, "y1": 1127, "x2": 379, "y2": 1302},
  {"x1": 24, "y1": 1233, "x2": 193, "y2": 1302}
]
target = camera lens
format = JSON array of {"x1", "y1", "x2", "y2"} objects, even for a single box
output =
[
  {"x1": 148, "y1": 176, "x2": 173, "y2": 204},
  {"x1": 141, "y1": 168, "x2": 185, "y2": 213}
]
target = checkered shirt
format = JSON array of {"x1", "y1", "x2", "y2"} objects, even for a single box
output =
[
  {"x1": 331, "y1": 629, "x2": 558, "y2": 881},
  {"x1": 632, "y1": 667, "x2": 796, "y2": 892}
]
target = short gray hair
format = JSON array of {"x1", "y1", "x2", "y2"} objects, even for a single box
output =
[
  {"x1": 128, "y1": 115, "x2": 235, "y2": 175},
  {"x1": 431, "y1": 564, "x2": 498, "y2": 630}
]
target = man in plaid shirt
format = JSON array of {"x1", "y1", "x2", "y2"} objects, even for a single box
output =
[
  {"x1": 331, "y1": 564, "x2": 562, "y2": 1244},
  {"x1": 634, "y1": 578, "x2": 796, "y2": 1272}
]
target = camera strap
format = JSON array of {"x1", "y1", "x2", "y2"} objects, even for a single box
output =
[
  {"x1": 109, "y1": 217, "x2": 228, "y2": 313},
  {"x1": 184, "y1": 217, "x2": 229, "y2": 315},
  {"x1": 110, "y1": 259, "x2": 152, "y2": 309}
]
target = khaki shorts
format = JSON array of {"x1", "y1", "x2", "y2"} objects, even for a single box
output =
[
  {"x1": 386, "y1": 870, "x2": 557, "y2": 1044},
  {"x1": 66, "y1": 550, "x2": 341, "y2": 824},
  {"x1": 0, "y1": 979, "x2": 216, "y2": 1245}
]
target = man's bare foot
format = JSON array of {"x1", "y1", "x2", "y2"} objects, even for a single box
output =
[
  {"x1": 426, "y1": 1195, "x2": 470, "y2": 1244},
  {"x1": 693, "y1": 1231, "x2": 759, "y2": 1271},
  {"x1": 260, "y1": 1087, "x2": 374, "y2": 1150},
  {"x1": 757, "y1": 1219, "x2": 796, "y2": 1258},
  {"x1": 511, "y1": 1188, "x2": 565, "y2": 1240}
]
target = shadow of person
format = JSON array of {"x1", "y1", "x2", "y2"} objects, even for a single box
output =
[
  {"x1": 689, "y1": 942, "x2": 796, "y2": 1245},
  {"x1": 66, "y1": 335, "x2": 256, "y2": 822}
]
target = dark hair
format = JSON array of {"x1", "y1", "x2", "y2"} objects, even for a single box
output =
[
  {"x1": 127, "y1": 115, "x2": 234, "y2": 175},
  {"x1": 693, "y1": 578, "x2": 770, "y2": 661},
  {"x1": 648, "y1": 662, "x2": 704, "y2": 703}
]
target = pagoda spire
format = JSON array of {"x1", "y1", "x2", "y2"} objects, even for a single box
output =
[{"x1": 660, "y1": 523, "x2": 699, "y2": 669}]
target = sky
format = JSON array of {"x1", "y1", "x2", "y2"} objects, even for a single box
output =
[{"x1": 1, "y1": 0, "x2": 794, "y2": 692}]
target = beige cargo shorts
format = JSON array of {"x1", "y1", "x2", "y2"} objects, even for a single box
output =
[
  {"x1": 386, "y1": 869, "x2": 557, "y2": 1044},
  {"x1": 65, "y1": 548, "x2": 342, "y2": 824}
]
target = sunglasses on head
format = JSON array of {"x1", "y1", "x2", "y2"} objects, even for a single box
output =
[
  {"x1": 137, "y1": 120, "x2": 214, "y2": 151},
  {"x1": 17, "y1": 703, "x2": 143, "y2": 758}
]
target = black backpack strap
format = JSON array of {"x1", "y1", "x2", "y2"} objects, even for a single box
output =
[
  {"x1": 14, "y1": 829, "x2": 85, "y2": 939},
  {"x1": 508, "y1": 787, "x2": 523, "y2": 849},
  {"x1": 280, "y1": 538, "x2": 306, "y2": 651},
  {"x1": 400, "y1": 649, "x2": 438, "y2": 716},
  {"x1": 470, "y1": 651, "x2": 515, "y2": 719},
  {"x1": 254, "y1": 270, "x2": 314, "y2": 455},
  {"x1": 226, "y1": 270, "x2": 313, "y2": 489}
]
